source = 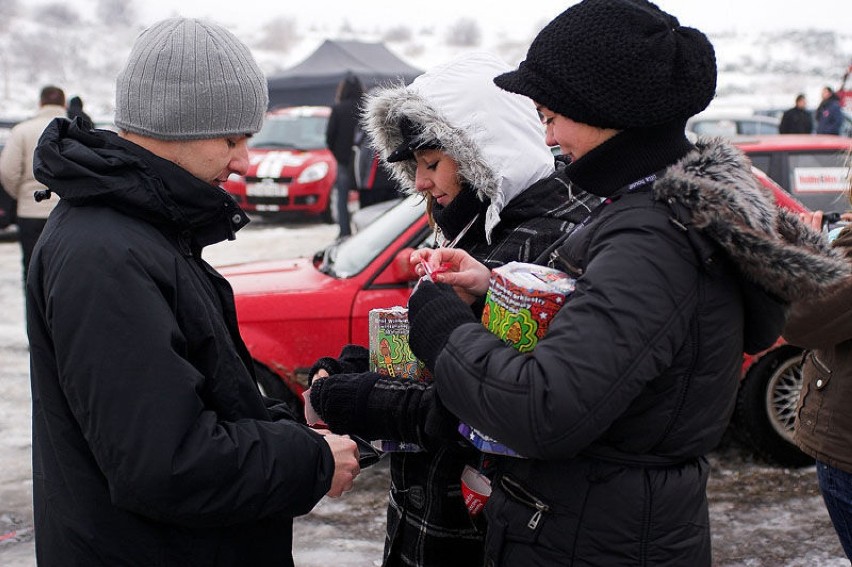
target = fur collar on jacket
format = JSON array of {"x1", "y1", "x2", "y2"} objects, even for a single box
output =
[{"x1": 655, "y1": 137, "x2": 849, "y2": 302}]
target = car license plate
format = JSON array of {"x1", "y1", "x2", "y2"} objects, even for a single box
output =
[{"x1": 247, "y1": 181, "x2": 289, "y2": 198}]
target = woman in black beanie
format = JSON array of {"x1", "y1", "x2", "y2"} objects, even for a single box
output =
[{"x1": 404, "y1": 0, "x2": 850, "y2": 565}]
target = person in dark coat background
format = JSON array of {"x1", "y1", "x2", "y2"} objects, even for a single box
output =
[
  {"x1": 816, "y1": 86, "x2": 843, "y2": 135},
  {"x1": 404, "y1": 1, "x2": 850, "y2": 565},
  {"x1": 66, "y1": 95, "x2": 93, "y2": 129},
  {"x1": 0, "y1": 85, "x2": 66, "y2": 283},
  {"x1": 325, "y1": 73, "x2": 364, "y2": 238},
  {"x1": 779, "y1": 93, "x2": 813, "y2": 134},
  {"x1": 27, "y1": 17, "x2": 359, "y2": 567}
]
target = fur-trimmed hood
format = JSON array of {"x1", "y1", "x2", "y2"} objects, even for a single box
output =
[
  {"x1": 361, "y1": 52, "x2": 555, "y2": 242},
  {"x1": 655, "y1": 138, "x2": 849, "y2": 301}
]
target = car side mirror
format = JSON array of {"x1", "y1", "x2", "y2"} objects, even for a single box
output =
[{"x1": 376, "y1": 247, "x2": 419, "y2": 285}]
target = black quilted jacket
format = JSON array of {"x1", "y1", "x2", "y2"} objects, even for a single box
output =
[{"x1": 417, "y1": 125, "x2": 848, "y2": 566}]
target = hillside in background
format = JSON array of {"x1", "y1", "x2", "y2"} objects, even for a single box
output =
[{"x1": 0, "y1": 0, "x2": 850, "y2": 122}]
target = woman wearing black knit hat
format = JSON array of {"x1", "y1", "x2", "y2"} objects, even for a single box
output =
[{"x1": 404, "y1": 1, "x2": 850, "y2": 565}]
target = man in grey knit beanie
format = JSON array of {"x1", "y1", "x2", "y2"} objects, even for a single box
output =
[
  {"x1": 27, "y1": 17, "x2": 360, "y2": 567},
  {"x1": 115, "y1": 17, "x2": 268, "y2": 140}
]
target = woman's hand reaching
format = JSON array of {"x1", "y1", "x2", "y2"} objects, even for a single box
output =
[{"x1": 410, "y1": 248, "x2": 491, "y2": 304}]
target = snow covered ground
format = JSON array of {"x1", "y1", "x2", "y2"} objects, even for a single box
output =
[{"x1": 0, "y1": 217, "x2": 848, "y2": 566}]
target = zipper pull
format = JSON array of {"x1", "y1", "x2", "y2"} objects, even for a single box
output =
[{"x1": 527, "y1": 509, "x2": 542, "y2": 530}]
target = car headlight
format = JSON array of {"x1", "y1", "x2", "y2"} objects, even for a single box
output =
[{"x1": 297, "y1": 162, "x2": 329, "y2": 184}]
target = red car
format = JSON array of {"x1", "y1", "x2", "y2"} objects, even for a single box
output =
[
  {"x1": 223, "y1": 106, "x2": 338, "y2": 220},
  {"x1": 222, "y1": 166, "x2": 825, "y2": 467},
  {"x1": 733, "y1": 134, "x2": 851, "y2": 214}
]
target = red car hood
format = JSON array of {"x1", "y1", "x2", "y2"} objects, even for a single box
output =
[
  {"x1": 220, "y1": 257, "x2": 360, "y2": 324},
  {"x1": 246, "y1": 148, "x2": 330, "y2": 177},
  {"x1": 220, "y1": 257, "x2": 338, "y2": 295}
]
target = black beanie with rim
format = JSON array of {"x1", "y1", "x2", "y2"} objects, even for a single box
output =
[{"x1": 494, "y1": 0, "x2": 717, "y2": 130}]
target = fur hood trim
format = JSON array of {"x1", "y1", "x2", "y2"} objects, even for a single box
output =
[
  {"x1": 361, "y1": 52, "x2": 555, "y2": 242},
  {"x1": 655, "y1": 138, "x2": 849, "y2": 301}
]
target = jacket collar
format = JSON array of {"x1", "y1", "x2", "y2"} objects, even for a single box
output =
[
  {"x1": 33, "y1": 118, "x2": 249, "y2": 249},
  {"x1": 654, "y1": 137, "x2": 849, "y2": 302}
]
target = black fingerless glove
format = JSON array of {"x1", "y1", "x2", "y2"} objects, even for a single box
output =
[
  {"x1": 307, "y1": 344, "x2": 370, "y2": 386},
  {"x1": 407, "y1": 280, "x2": 477, "y2": 371},
  {"x1": 309, "y1": 372, "x2": 381, "y2": 435}
]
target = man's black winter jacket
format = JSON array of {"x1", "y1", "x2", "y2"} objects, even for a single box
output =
[{"x1": 27, "y1": 119, "x2": 335, "y2": 566}]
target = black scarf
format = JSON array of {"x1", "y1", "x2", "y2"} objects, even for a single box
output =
[
  {"x1": 432, "y1": 183, "x2": 488, "y2": 243},
  {"x1": 565, "y1": 120, "x2": 694, "y2": 198}
]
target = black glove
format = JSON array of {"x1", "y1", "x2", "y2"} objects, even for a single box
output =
[
  {"x1": 407, "y1": 280, "x2": 477, "y2": 371},
  {"x1": 307, "y1": 344, "x2": 370, "y2": 386},
  {"x1": 309, "y1": 372, "x2": 381, "y2": 435}
]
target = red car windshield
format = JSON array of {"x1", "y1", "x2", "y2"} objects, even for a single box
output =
[
  {"x1": 323, "y1": 195, "x2": 428, "y2": 278},
  {"x1": 250, "y1": 114, "x2": 328, "y2": 151}
]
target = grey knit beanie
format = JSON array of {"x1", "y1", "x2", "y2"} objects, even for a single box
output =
[{"x1": 115, "y1": 17, "x2": 268, "y2": 140}]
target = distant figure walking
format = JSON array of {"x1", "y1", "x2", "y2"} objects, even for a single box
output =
[
  {"x1": 779, "y1": 94, "x2": 813, "y2": 134},
  {"x1": 66, "y1": 95, "x2": 94, "y2": 129},
  {"x1": 0, "y1": 85, "x2": 66, "y2": 282},
  {"x1": 325, "y1": 74, "x2": 363, "y2": 238},
  {"x1": 816, "y1": 86, "x2": 843, "y2": 135}
]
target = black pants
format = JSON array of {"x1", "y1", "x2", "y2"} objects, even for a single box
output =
[
  {"x1": 335, "y1": 166, "x2": 353, "y2": 238},
  {"x1": 17, "y1": 217, "x2": 48, "y2": 283}
]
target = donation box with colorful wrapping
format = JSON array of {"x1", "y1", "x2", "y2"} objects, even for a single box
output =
[
  {"x1": 459, "y1": 262, "x2": 576, "y2": 457},
  {"x1": 369, "y1": 306, "x2": 431, "y2": 452}
]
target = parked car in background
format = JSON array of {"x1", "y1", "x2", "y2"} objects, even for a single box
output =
[
  {"x1": 687, "y1": 111, "x2": 780, "y2": 137},
  {"x1": 221, "y1": 170, "x2": 825, "y2": 467},
  {"x1": 733, "y1": 134, "x2": 852, "y2": 214},
  {"x1": 223, "y1": 106, "x2": 338, "y2": 221}
]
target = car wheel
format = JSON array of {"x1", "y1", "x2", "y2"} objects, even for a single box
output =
[
  {"x1": 733, "y1": 346, "x2": 813, "y2": 467},
  {"x1": 253, "y1": 361, "x2": 305, "y2": 424}
]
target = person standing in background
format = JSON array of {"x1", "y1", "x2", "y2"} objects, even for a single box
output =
[
  {"x1": 27, "y1": 18, "x2": 359, "y2": 567},
  {"x1": 816, "y1": 86, "x2": 843, "y2": 135},
  {"x1": 0, "y1": 85, "x2": 66, "y2": 282},
  {"x1": 783, "y1": 159, "x2": 852, "y2": 561},
  {"x1": 325, "y1": 73, "x2": 363, "y2": 238},
  {"x1": 779, "y1": 94, "x2": 813, "y2": 134},
  {"x1": 66, "y1": 95, "x2": 94, "y2": 129}
]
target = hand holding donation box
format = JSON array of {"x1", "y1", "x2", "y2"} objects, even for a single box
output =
[
  {"x1": 460, "y1": 262, "x2": 575, "y2": 457},
  {"x1": 368, "y1": 306, "x2": 431, "y2": 452}
]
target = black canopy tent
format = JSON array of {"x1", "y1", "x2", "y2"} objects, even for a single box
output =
[{"x1": 267, "y1": 40, "x2": 423, "y2": 109}]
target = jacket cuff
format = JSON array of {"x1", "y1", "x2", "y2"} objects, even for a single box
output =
[
  {"x1": 310, "y1": 372, "x2": 381, "y2": 435},
  {"x1": 407, "y1": 281, "x2": 477, "y2": 371}
]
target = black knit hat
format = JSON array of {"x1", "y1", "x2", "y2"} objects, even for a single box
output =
[{"x1": 494, "y1": 0, "x2": 717, "y2": 129}]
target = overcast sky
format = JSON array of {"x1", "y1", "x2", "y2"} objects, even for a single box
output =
[{"x1": 73, "y1": 0, "x2": 852, "y2": 35}]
